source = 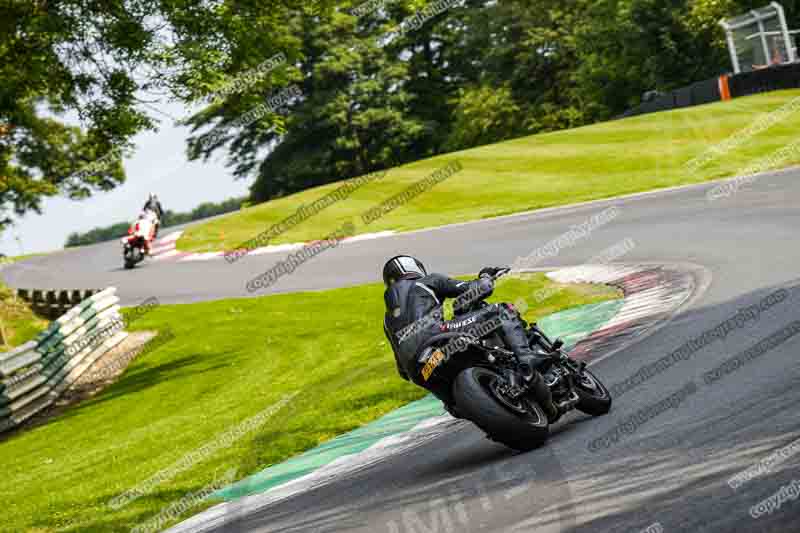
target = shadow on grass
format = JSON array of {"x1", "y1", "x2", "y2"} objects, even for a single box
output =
[
  {"x1": 42, "y1": 351, "x2": 234, "y2": 426},
  {"x1": 36, "y1": 486, "x2": 217, "y2": 533},
  {"x1": 97, "y1": 355, "x2": 229, "y2": 400}
]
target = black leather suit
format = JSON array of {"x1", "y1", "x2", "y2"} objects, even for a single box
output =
[
  {"x1": 143, "y1": 198, "x2": 164, "y2": 219},
  {"x1": 382, "y1": 273, "x2": 538, "y2": 383}
]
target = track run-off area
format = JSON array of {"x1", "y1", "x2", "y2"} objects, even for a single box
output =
[{"x1": 4, "y1": 167, "x2": 800, "y2": 532}]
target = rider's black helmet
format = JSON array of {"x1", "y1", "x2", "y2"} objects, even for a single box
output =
[{"x1": 383, "y1": 255, "x2": 426, "y2": 286}]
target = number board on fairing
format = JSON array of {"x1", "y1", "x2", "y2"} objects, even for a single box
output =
[{"x1": 421, "y1": 349, "x2": 445, "y2": 381}]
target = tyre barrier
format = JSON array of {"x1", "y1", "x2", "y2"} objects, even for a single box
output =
[
  {"x1": 15, "y1": 288, "x2": 101, "y2": 321},
  {"x1": 0, "y1": 287, "x2": 129, "y2": 434}
]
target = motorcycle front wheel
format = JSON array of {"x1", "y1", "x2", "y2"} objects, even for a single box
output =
[
  {"x1": 574, "y1": 368, "x2": 612, "y2": 416},
  {"x1": 452, "y1": 367, "x2": 549, "y2": 451},
  {"x1": 123, "y1": 247, "x2": 141, "y2": 269}
]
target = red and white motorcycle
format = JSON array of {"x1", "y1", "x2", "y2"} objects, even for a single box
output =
[{"x1": 122, "y1": 209, "x2": 158, "y2": 269}]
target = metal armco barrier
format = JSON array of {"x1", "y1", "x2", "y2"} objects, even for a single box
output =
[
  {"x1": 620, "y1": 62, "x2": 800, "y2": 118},
  {"x1": 0, "y1": 287, "x2": 128, "y2": 434}
]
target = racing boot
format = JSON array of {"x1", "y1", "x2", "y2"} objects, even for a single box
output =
[
  {"x1": 499, "y1": 311, "x2": 552, "y2": 372},
  {"x1": 516, "y1": 358, "x2": 558, "y2": 421},
  {"x1": 527, "y1": 370, "x2": 559, "y2": 422},
  {"x1": 499, "y1": 312, "x2": 558, "y2": 420}
]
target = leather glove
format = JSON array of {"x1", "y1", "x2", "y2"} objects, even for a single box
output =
[{"x1": 479, "y1": 266, "x2": 505, "y2": 279}]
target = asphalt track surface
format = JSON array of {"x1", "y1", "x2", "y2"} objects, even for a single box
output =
[{"x1": 5, "y1": 168, "x2": 800, "y2": 532}]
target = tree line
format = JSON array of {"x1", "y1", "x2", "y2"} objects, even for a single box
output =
[{"x1": 64, "y1": 197, "x2": 247, "y2": 247}]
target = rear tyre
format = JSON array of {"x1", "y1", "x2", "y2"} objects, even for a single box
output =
[
  {"x1": 574, "y1": 369, "x2": 612, "y2": 416},
  {"x1": 124, "y1": 260, "x2": 135, "y2": 269},
  {"x1": 453, "y1": 367, "x2": 549, "y2": 451}
]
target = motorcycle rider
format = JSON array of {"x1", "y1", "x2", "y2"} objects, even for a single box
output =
[
  {"x1": 134, "y1": 210, "x2": 158, "y2": 255},
  {"x1": 382, "y1": 255, "x2": 558, "y2": 419},
  {"x1": 142, "y1": 193, "x2": 164, "y2": 240}
]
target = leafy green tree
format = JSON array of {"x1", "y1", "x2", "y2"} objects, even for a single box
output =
[
  {"x1": 0, "y1": 0, "x2": 164, "y2": 229},
  {"x1": 444, "y1": 85, "x2": 523, "y2": 151},
  {"x1": 568, "y1": 0, "x2": 793, "y2": 118},
  {"x1": 182, "y1": 3, "x2": 426, "y2": 201}
]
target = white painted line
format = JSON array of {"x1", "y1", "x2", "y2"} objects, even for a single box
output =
[
  {"x1": 179, "y1": 252, "x2": 224, "y2": 262},
  {"x1": 343, "y1": 231, "x2": 396, "y2": 242},
  {"x1": 365, "y1": 165, "x2": 800, "y2": 242},
  {"x1": 157, "y1": 231, "x2": 183, "y2": 243},
  {"x1": 151, "y1": 249, "x2": 182, "y2": 261},
  {"x1": 244, "y1": 243, "x2": 304, "y2": 256},
  {"x1": 149, "y1": 244, "x2": 175, "y2": 255},
  {"x1": 153, "y1": 231, "x2": 397, "y2": 264},
  {"x1": 603, "y1": 308, "x2": 665, "y2": 328}
]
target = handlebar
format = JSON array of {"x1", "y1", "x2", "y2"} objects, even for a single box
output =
[{"x1": 455, "y1": 267, "x2": 512, "y2": 315}]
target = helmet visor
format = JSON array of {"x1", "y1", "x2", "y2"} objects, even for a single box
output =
[{"x1": 395, "y1": 256, "x2": 425, "y2": 276}]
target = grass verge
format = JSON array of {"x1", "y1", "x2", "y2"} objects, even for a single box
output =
[
  {"x1": 0, "y1": 282, "x2": 48, "y2": 352},
  {"x1": 0, "y1": 252, "x2": 58, "y2": 351},
  {"x1": 178, "y1": 90, "x2": 800, "y2": 253},
  {"x1": 0, "y1": 273, "x2": 619, "y2": 532}
]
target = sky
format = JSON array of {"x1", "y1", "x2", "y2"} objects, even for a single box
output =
[{"x1": 0, "y1": 101, "x2": 251, "y2": 256}]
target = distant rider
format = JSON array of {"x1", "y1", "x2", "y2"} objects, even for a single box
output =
[
  {"x1": 381, "y1": 255, "x2": 557, "y2": 419},
  {"x1": 143, "y1": 193, "x2": 164, "y2": 239}
]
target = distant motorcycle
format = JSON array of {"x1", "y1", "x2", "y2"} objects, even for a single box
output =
[
  {"x1": 414, "y1": 268, "x2": 612, "y2": 451},
  {"x1": 122, "y1": 210, "x2": 158, "y2": 269}
]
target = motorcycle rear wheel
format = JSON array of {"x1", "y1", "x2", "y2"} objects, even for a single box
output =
[{"x1": 453, "y1": 367, "x2": 549, "y2": 451}]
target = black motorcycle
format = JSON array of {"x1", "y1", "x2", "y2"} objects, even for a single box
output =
[{"x1": 412, "y1": 268, "x2": 612, "y2": 451}]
